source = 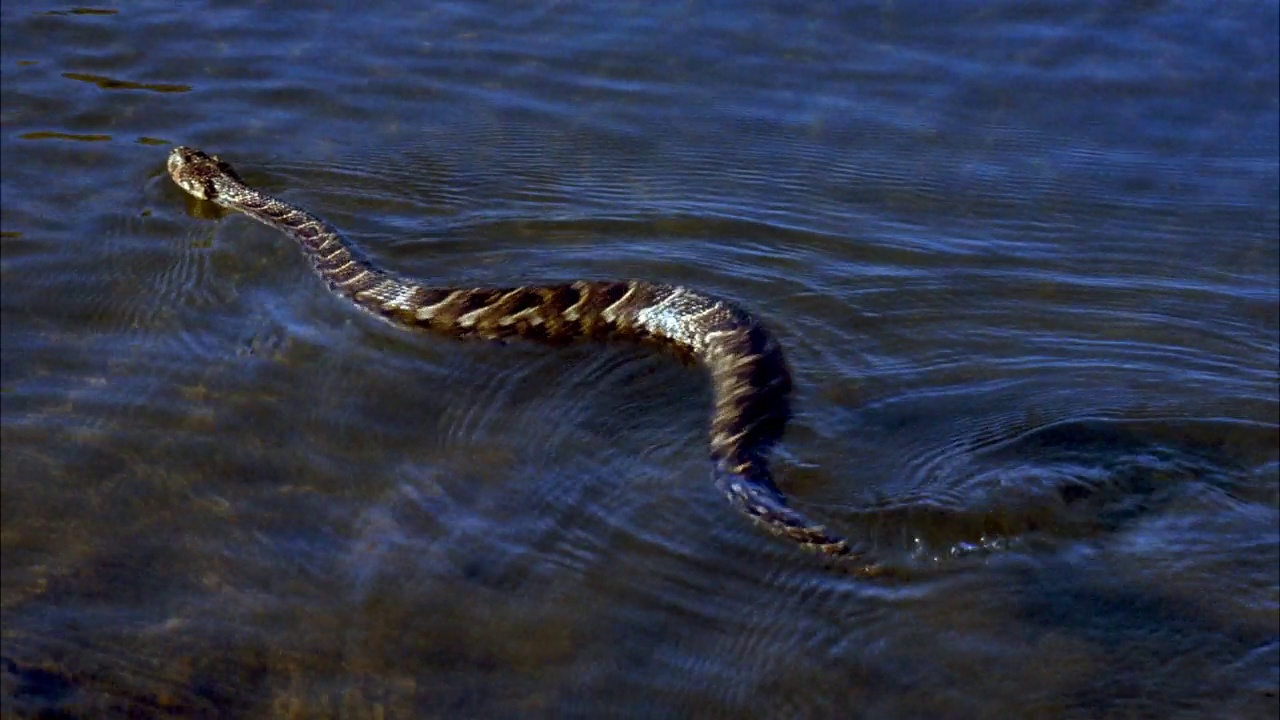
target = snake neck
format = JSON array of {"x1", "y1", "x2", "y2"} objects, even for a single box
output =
[{"x1": 208, "y1": 177, "x2": 382, "y2": 291}]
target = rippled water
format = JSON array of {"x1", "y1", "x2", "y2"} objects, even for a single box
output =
[{"x1": 2, "y1": 1, "x2": 1277, "y2": 717}]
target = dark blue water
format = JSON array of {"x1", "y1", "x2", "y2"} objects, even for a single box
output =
[{"x1": 2, "y1": 1, "x2": 1277, "y2": 717}]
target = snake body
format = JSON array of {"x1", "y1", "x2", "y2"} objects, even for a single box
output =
[{"x1": 168, "y1": 146, "x2": 879, "y2": 572}]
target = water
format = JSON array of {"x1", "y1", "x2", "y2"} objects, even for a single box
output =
[{"x1": 2, "y1": 1, "x2": 1277, "y2": 717}]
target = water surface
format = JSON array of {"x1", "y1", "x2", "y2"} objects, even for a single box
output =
[{"x1": 1, "y1": 1, "x2": 1277, "y2": 717}]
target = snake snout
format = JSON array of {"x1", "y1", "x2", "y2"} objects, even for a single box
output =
[{"x1": 167, "y1": 146, "x2": 219, "y2": 200}]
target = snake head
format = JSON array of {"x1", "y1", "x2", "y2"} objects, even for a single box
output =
[{"x1": 167, "y1": 146, "x2": 244, "y2": 202}]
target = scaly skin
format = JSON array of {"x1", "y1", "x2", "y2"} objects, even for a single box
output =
[{"x1": 168, "y1": 146, "x2": 882, "y2": 574}]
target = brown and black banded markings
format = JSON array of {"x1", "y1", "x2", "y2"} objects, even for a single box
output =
[{"x1": 169, "y1": 146, "x2": 889, "y2": 576}]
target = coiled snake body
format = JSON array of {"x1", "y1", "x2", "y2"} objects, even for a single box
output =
[{"x1": 168, "y1": 146, "x2": 881, "y2": 573}]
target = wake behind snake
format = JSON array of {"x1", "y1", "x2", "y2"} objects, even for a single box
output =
[{"x1": 168, "y1": 146, "x2": 886, "y2": 576}]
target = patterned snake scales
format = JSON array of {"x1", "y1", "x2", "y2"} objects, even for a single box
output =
[{"x1": 168, "y1": 146, "x2": 886, "y2": 576}]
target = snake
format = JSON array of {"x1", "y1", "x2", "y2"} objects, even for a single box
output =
[{"x1": 168, "y1": 146, "x2": 885, "y2": 575}]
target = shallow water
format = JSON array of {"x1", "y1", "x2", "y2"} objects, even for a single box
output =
[{"x1": 1, "y1": 1, "x2": 1277, "y2": 717}]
